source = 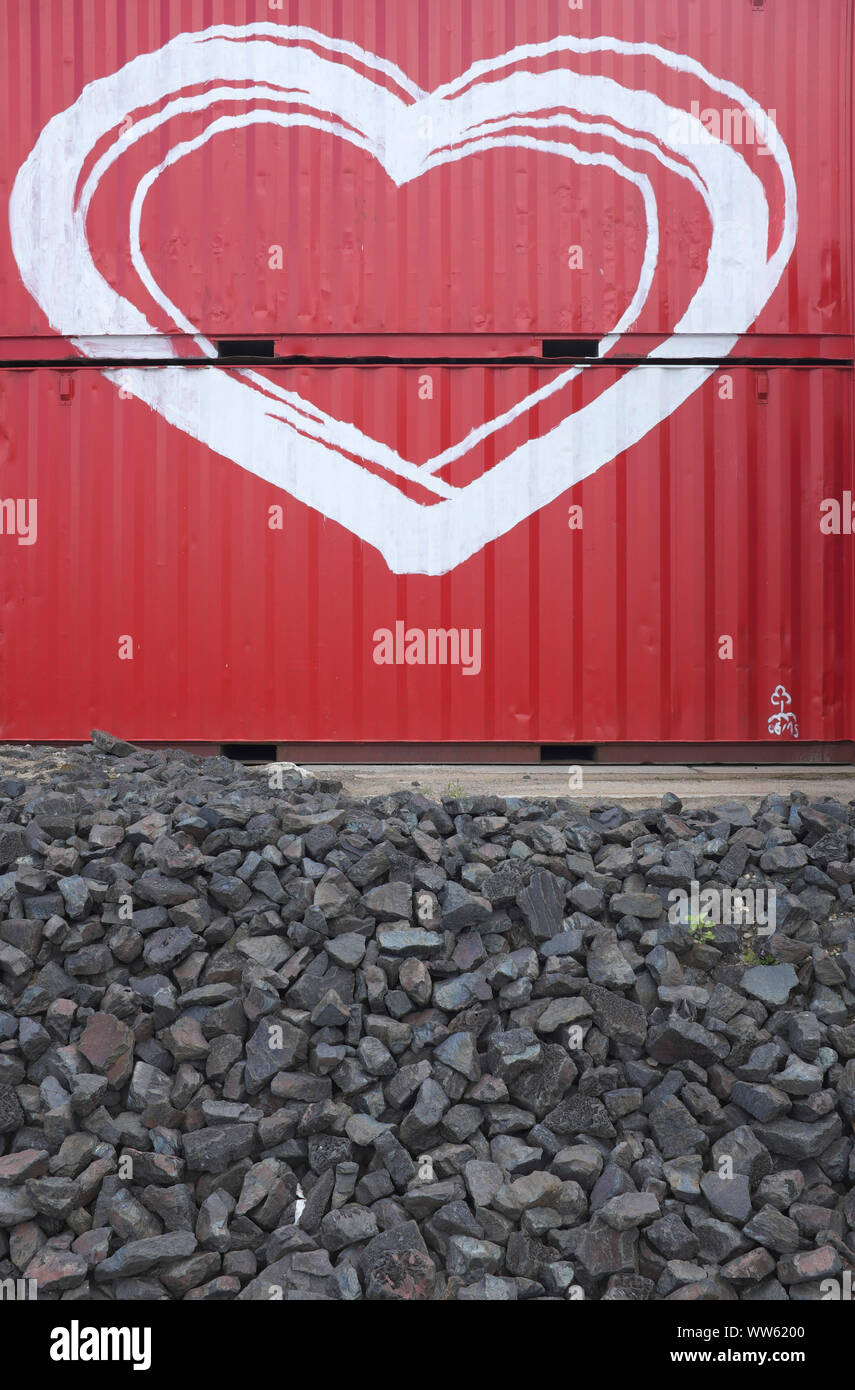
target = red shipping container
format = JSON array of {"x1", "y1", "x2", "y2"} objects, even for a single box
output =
[
  {"x1": 0, "y1": 361, "x2": 850, "y2": 746},
  {"x1": 0, "y1": 1, "x2": 851, "y2": 748}
]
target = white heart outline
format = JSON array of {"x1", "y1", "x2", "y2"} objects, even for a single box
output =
[{"x1": 9, "y1": 24, "x2": 796, "y2": 575}]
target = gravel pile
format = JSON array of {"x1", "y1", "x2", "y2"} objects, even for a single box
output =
[{"x1": 0, "y1": 732, "x2": 853, "y2": 1302}]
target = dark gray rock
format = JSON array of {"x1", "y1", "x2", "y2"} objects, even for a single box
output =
[
  {"x1": 517, "y1": 870, "x2": 566, "y2": 939},
  {"x1": 182, "y1": 1125, "x2": 256, "y2": 1174},
  {"x1": 244, "y1": 1018, "x2": 307, "y2": 1093},
  {"x1": 741, "y1": 963, "x2": 799, "y2": 1007},
  {"x1": 648, "y1": 1017, "x2": 728, "y2": 1067},
  {"x1": 751, "y1": 1114, "x2": 842, "y2": 1159},
  {"x1": 0, "y1": 1083, "x2": 24, "y2": 1135},
  {"x1": 95, "y1": 1232, "x2": 197, "y2": 1279},
  {"x1": 0, "y1": 741, "x2": 852, "y2": 1304}
]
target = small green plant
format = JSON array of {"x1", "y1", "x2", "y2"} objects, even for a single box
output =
[
  {"x1": 442, "y1": 780, "x2": 466, "y2": 800},
  {"x1": 740, "y1": 946, "x2": 778, "y2": 967},
  {"x1": 687, "y1": 914, "x2": 715, "y2": 944}
]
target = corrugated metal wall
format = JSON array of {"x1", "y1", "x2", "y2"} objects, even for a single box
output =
[
  {"x1": 0, "y1": 1, "x2": 852, "y2": 746},
  {"x1": 0, "y1": 0, "x2": 850, "y2": 345},
  {"x1": 0, "y1": 362, "x2": 850, "y2": 744}
]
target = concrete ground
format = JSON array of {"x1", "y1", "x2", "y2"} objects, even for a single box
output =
[{"x1": 307, "y1": 763, "x2": 855, "y2": 809}]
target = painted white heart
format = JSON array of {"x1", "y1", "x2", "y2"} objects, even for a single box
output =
[{"x1": 10, "y1": 24, "x2": 796, "y2": 575}]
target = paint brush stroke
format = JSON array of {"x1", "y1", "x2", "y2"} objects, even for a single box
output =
[{"x1": 9, "y1": 24, "x2": 796, "y2": 575}]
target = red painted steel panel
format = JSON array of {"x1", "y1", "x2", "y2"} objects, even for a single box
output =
[
  {"x1": 0, "y1": 0, "x2": 850, "y2": 348},
  {"x1": 0, "y1": 2, "x2": 852, "y2": 747},
  {"x1": 0, "y1": 363, "x2": 851, "y2": 744}
]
